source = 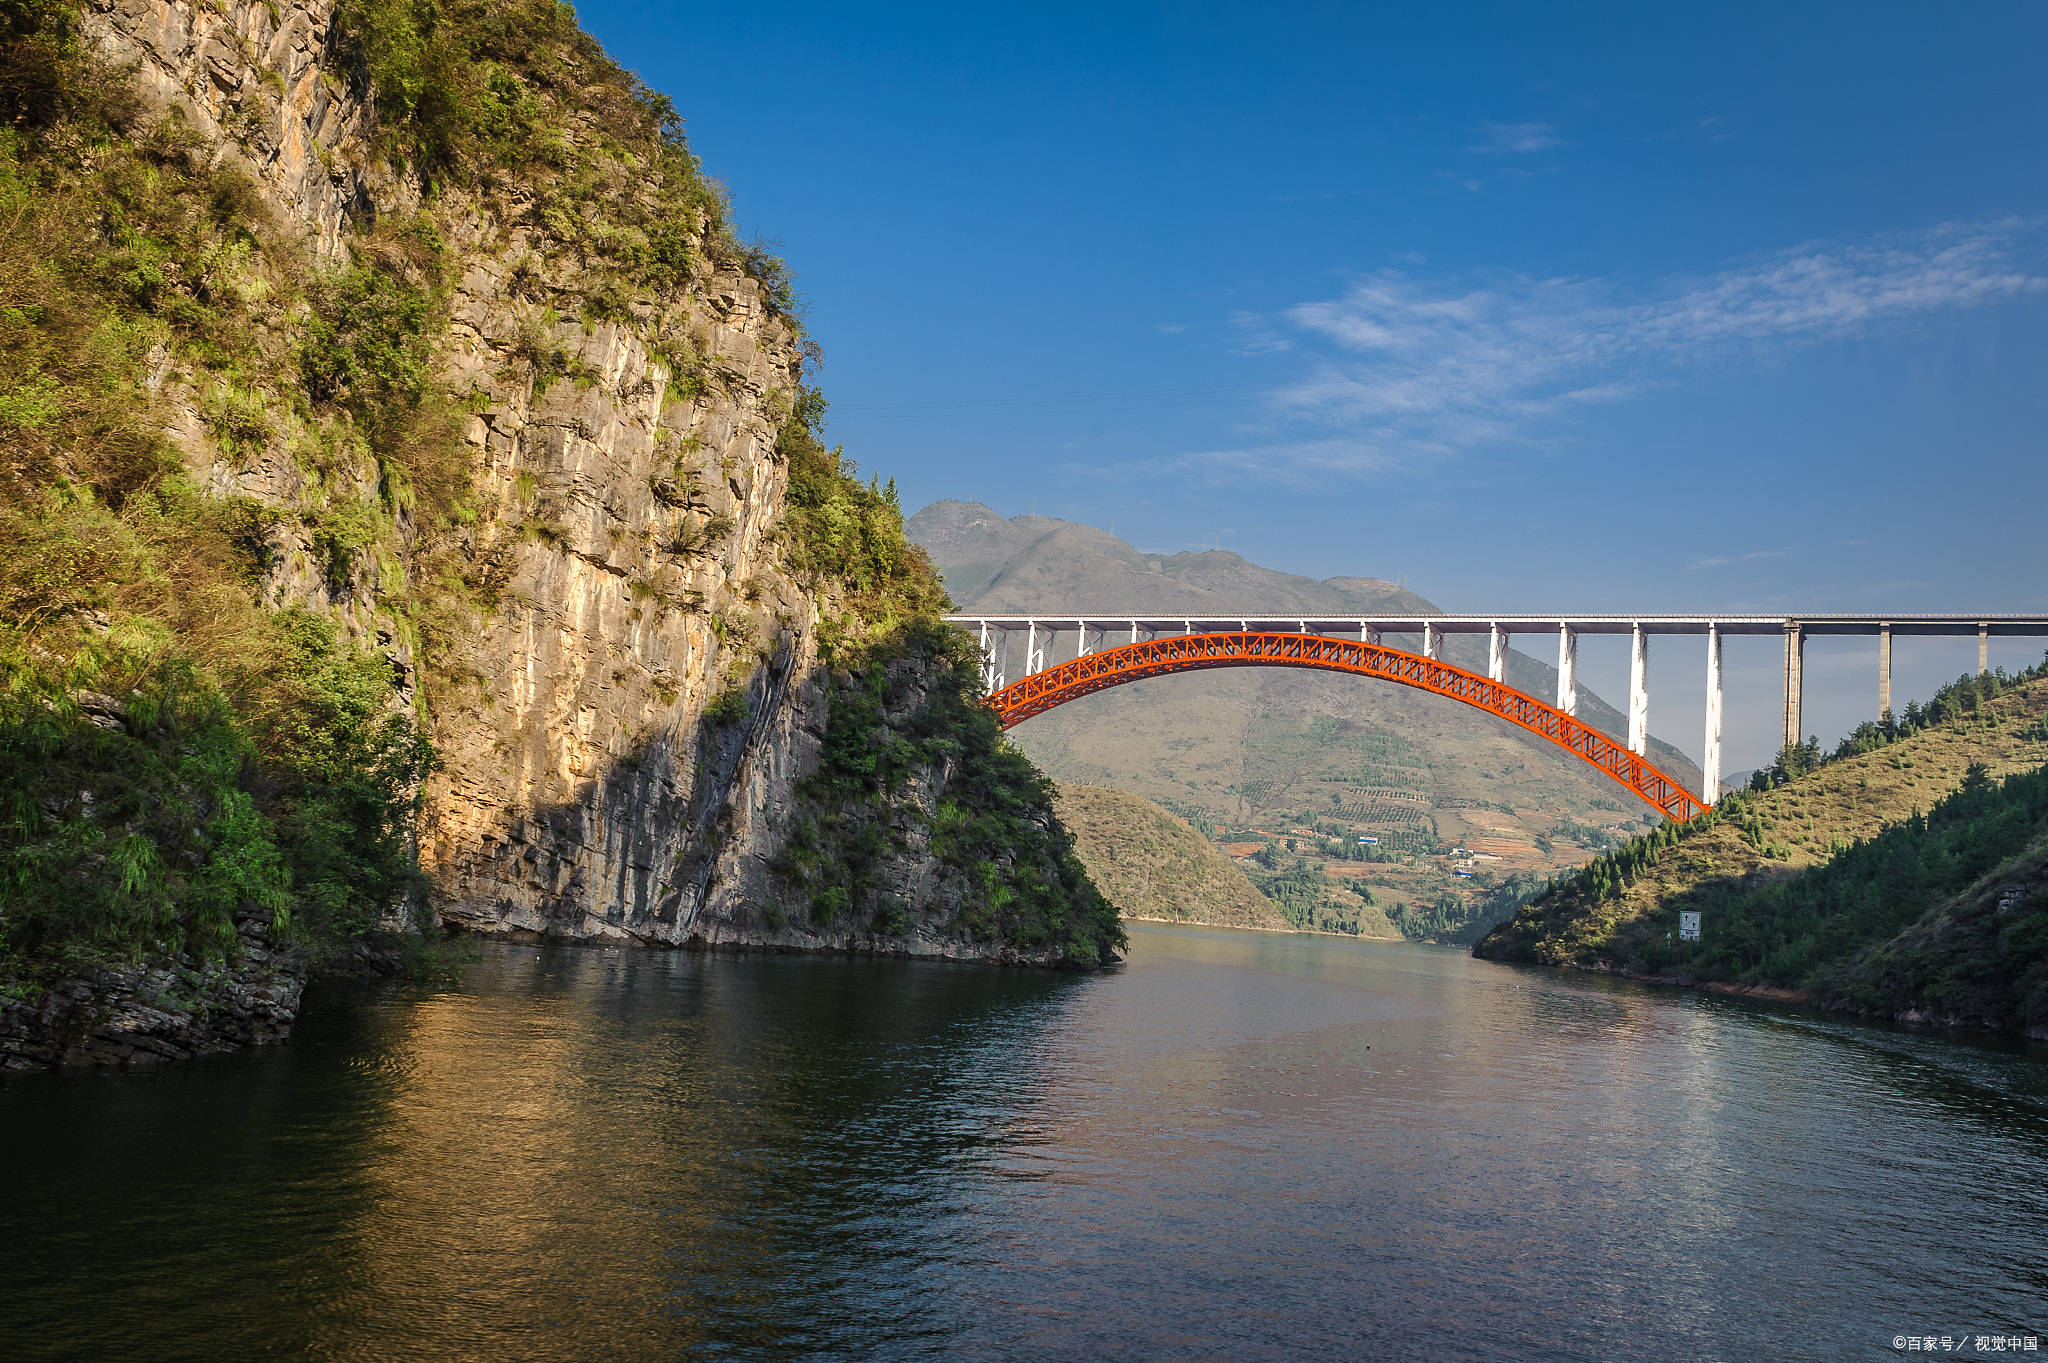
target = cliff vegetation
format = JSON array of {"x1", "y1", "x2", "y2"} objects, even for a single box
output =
[{"x1": 0, "y1": 0, "x2": 435, "y2": 983}]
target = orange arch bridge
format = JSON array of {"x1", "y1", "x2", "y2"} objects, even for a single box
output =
[{"x1": 985, "y1": 631, "x2": 1706, "y2": 822}]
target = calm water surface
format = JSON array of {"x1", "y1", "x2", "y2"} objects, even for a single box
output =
[{"x1": 4, "y1": 924, "x2": 2046, "y2": 1361}]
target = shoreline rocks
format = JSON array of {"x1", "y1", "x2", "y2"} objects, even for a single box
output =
[{"x1": 0, "y1": 944, "x2": 307, "y2": 1071}]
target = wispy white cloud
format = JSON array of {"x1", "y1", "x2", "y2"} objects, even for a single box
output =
[
  {"x1": 1206, "y1": 219, "x2": 2046, "y2": 481},
  {"x1": 1171, "y1": 438, "x2": 1415, "y2": 485},
  {"x1": 1228, "y1": 309, "x2": 1294, "y2": 356},
  {"x1": 1471, "y1": 122, "x2": 1563, "y2": 154},
  {"x1": 1688, "y1": 549, "x2": 1792, "y2": 571}
]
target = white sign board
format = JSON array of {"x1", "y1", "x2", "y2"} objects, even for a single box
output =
[{"x1": 1679, "y1": 911, "x2": 1701, "y2": 942}]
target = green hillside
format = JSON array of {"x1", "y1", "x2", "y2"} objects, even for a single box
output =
[
  {"x1": 1815, "y1": 808, "x2": 2048, "y2": 1034},
  {"x1": 1476, "y1": 666, "x2": 2048, "y2": 1036}
]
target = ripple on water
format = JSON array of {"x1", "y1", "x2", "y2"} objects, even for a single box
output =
[{"x1": 2, "y1": 924, "x2": 2045, "y2": 1362}]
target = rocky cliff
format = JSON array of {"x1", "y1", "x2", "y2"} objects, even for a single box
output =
[{"x1": 0, "y1": 0, "x2": 1116, "y2": 1069}]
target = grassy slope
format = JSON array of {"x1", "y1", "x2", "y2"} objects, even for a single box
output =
[
  {"x1": 1054, "y1": 784, "x2": 1292, "y2": 931},
  {"x1": 1476, "y1": 676, "x2": 2048, "y2": 1030}
]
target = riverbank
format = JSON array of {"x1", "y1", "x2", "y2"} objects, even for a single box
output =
[
  {"x1": 1476, "y1": 673, "x2": 2048, "y2": 1041},
  {"x1": 1497, "y1": 941, "x2": 2048, "y2": 1042},
  {"x1": 1121, "y1": 914, "x2": 1401, "y2": 942}
]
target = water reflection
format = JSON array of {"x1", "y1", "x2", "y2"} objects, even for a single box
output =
[{"x1": 3, "y1": 927, "x2": 2045, "y2": 1361}]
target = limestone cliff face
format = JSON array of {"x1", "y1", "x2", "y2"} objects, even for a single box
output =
[
  {"x1": 421, "y1": 223, "x2": 821, "y2": 948},
  {"x1": 81, "y1": 0, "x2": 1092, "y2": 962},
  {"x1": 88, "y1": 0, "x2": 377, "y2": 260}
]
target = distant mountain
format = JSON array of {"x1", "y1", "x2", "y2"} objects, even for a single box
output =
[{"x1": 909, "y1": 500, "x2": 1703, "y2": 918}]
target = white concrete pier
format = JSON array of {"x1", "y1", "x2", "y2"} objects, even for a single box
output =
[
  {"x1": 1556, "y1": 625, "x2": 1579, "y2": 717},
  {"x1": 1627, "y1": 624, "x2": 1650, "y2": 756},
  {"x1": 1703, "y1": 624, "x2": 1723, "y2": 804}
]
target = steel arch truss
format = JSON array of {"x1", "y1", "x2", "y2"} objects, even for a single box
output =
[{"x1": 985, "y1": 631, "x2": 1705, "y2": 822}]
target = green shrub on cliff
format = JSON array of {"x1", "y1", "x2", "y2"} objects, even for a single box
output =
[
  {"x1": 0, "y1": 614, "x2": 431, "y2": 984},
  {"x1": 245, "y1": 613, "x2": 435, "y2": 950},
  {"x1": 0, "y1": 626, "x2": 282, "y2": 983},
  {"x1": 776, "y1": 387, "x2": 949, "y2": 654},
  {"x1": 783, "y1": 621, "x2": 1124, "y2": 968},
  {"x1": 768, "y1": 390, "x2": 1120, "y2": 964},
  {"x1": 329, "y1": 0, "x2": 779, "y2": 314}
]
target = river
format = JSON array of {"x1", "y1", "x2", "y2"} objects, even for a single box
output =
[{"x1": 3, "y1": 924, "x2": 2044, "y2": 1361}]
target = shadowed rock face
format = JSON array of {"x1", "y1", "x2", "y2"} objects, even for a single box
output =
[
  {"x1": 409, "y1": 240, "x2": 820, "y2": 946},
  {"x1": 77, "y1": 1, "x2": 1091, "y2": 964}
]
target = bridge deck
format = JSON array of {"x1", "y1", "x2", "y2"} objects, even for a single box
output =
[
  {"x1": 944, "y1": 613, "x2": 2048, "y2": 637},
  {"x1": 946, "y1": 612, "x2": 2048, "y2": 812}
]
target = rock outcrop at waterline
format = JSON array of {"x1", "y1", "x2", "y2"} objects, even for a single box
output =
[{"x1": 0, "y1": 916, "x2": 304, "y2": 1069}]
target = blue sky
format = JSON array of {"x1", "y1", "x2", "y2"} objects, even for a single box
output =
[{"x1": 584, "y1": 1, "x2": 2048, "y2": 768}]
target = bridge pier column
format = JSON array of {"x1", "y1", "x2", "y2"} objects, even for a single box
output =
[
  {"x1": 979, "y1": 620, "x2": 995, "y2": 693},
  {"x1": 1556, "y1": 625, "x2": 1578, "y2": 716},
  {"x1": 1879, "y1": 622, "x2": 1892, "y2": 720},
  {"x1": 1074, "y1": 617, "x2": 1090, "y2": 660},
  {"x1": 1703, "y1": 623, "x2": 1722, "y2": 805},
  {"x1": 1488, "y1": 624, "x2": 1506, "y2": 682},
  {"x1": 1627, "y1": 624, "x2": 1649, "y2": 755},
  {"x1": 1026, "y1": 619, "x2": 1044, "y2": 676},
  {"x1": 1129, "y1": 619, "x2": 1139, "y2": 647},
  {"x1": 1422, "y1": 622, "x2": 1439, "y2": 660},
  {"x1": 1782, "y1": 623, "x2": 1804, "y2": 752},
  {"x1": 1979, "y1": 623, "x2": 1989, "y2": 675}
]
